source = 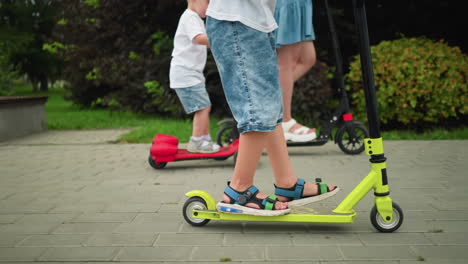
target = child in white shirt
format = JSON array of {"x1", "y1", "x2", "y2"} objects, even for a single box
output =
[{"x1": 170, "y1": 0, "x2": 219, "y2": 153}]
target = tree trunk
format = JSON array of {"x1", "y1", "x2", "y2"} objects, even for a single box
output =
[
  {"x1": 39, "y1": 75, "x2": 48, "y2": 91},
  {"x1": 32, "y1": 80, "x2": 39, "y2": 92}
]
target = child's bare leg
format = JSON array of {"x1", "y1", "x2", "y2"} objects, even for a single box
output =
[
  {"x1": 265, "y1": 125, "x2": 336, "y2": 202},
  {"x1": 192, "y1": 106, "x2": 211, "y2": 137},
  {"x1": 223, "y1": 131, "x2": 288, "y2": 210},
  {"x1": 265, "y1": 125, "x2": 296, "y2": 186}
]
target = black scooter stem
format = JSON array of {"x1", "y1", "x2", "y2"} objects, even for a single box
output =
[
  {"x1": 352, "y1": 0, "x2": 381, "y2": 139},
  {"x1": 324, "y1": 0, "x2": 349, "y2": 109}
]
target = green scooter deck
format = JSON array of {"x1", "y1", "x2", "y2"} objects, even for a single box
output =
[{"x1": 193, "y1": 205, "x2": 356, "y2": 223}]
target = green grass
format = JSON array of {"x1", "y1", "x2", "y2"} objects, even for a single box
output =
[
  {"x1": 382, "y1": 128, "x2": 468, "y2": 140},
  {"x1": 119, "y1": 119, "x2": 222, "y2": 143},
  {"x1": 10, "y1": 83, "x2": 468, "y2": 143},
  {"x1": 10, "y1": 83, "x2": 222, "y2": 142}
]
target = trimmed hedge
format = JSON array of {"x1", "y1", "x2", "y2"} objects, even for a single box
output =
[{"x1": 346, "y1": 37, "x2": 468, "y2": 127}]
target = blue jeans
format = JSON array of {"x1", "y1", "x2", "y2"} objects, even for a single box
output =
[
  {"x1": 207, "y1": 17, "x2": 283, "y2": 133},
  {"x1": 174, "y1": 83, "x2": 211, "y2": 114}
]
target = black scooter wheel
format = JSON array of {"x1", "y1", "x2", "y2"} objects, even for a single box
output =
[
  {"x1": 370, "y1": 202, "x2": 404, "y2": 233},
  {"x1": 336, "y1": 122, "x2": 368, "y2": 155},
  {"x1": 216, "y1": 124, "x2": 239, "y2": 147},
  {"x1": 148, "y1": 156, "x2": 167, "y2": 169},
  {"x1": 183, "y1": 197, "x2": 211, "y2": 226}
]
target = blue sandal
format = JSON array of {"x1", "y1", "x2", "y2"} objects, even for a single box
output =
[
  {"x1": 275, "y1": 178, "x2": 339, "y2": 206},
  {"x1": 216, "y1": 183, "x2": 290, "y2": 216}
]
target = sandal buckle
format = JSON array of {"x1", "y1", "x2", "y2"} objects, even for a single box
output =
[
  {"x1": 237, "y1": 191, "x2": 252, "y2": 205},
  {"x1": 237, "y1": 195, "x2": 247, "y2": 205}
]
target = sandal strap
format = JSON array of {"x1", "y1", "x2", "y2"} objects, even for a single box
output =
[
  {"x1": 224, "y1": 183, "x2": 279, "y2": 210},
  {"x1": 317, "y1": 182, "x2": 329, "y2": 195},
  {"x1": 293, "y1": 126, "x2": 310, "y2": 135},
  {"x1": 224, "y1": 183, "x2": 259, "y2": 205},
  {"x1": 315, "y1": 178, "x2": 331, "y2": 195},
  {"x1": 274, "y1": 178, "x2": 305, "y2": 200},
  {"x1": 275, "y1": 178, "x2": 333, "y2": 200},
  {"x1": 281, "y1": 119, "x2": 297, "y2": 132},
  {"x1": 261, "y1": 194, "x2": 278, "y2": 210}
]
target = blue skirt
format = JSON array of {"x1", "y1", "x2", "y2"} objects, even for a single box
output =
[{"x1": 274, "y1": 0, "x2": 315, "y2": 47}]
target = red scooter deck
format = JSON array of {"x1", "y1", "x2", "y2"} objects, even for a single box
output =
[
  {"x1": 173, "y1": 141, "x2": 239, "y2": 161},
  {"x1": 149, "y1": 134, "x2": 238, "y2": 169}
]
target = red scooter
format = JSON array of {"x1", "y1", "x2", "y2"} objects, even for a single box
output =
[{"x1": 148, "y1": 134, "x2": 238, "y2": 169}]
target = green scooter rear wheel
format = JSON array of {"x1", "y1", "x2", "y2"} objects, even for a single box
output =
[{"x1": 183, "y1": 197, "x2": 211, "y2": 226}]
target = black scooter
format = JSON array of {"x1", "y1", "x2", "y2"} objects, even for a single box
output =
[{"x1": 216, "y1": 0, "x2": 369, "y2": 155}]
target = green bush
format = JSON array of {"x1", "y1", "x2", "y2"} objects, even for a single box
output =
[
  {"x1": 53, "y1": 0, "x2": 187, "y2": 116},
  {"x1": 346, "y1": 37, "x2": 468, "y2": 127}
]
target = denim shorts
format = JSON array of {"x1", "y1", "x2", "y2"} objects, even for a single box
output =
[
  {"x1": 206, "y1": 17, "x2": 283, "y2": 133},
  {"x1": 174, "y1": 83, "x2": 211, "y2": 114}
]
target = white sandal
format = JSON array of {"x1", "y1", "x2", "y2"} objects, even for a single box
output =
[{"x1": 282, "y1": 119, "x2": 317, "y2": 142}]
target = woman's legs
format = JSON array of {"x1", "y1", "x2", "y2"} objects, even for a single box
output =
[
  {"x1": 293, "y1": 41, "x2": 316, "y2": 82},
  {"x1": 277, "y1": 44, "x2": 296, "y2": 123},
  {"x1": 277, "y1": 41, "x2": 316, "y2": 135}
]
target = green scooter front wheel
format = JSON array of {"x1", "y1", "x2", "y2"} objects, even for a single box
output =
[
  {"x1": 370, "y1": 202, "x2": 403, "y2": 233},
  {"x1": 183, "y1": 197, "x2": 211, "y2": 226}
]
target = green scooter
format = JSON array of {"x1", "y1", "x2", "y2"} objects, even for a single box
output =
[{"x1": 183, "y1": 0, "x2": 403, "y2": 233}]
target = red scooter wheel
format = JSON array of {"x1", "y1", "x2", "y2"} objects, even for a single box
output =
[{"x1": 148, "y1": 156, "x2": 167, "y2": 169}]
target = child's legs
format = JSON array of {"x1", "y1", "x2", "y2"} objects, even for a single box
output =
[
  {"x1": 192, "y1": 106, "x2": 211, "y2": 137},
  {"x1": 207, "y1": 18, "x2": 283, "y2": 134},
  {"x1": 207, "y1": 18, "x2": 287, "y2": 209},
  {"x1": 174, "y1": 83, "x2": 212, "y2": 137},
  {"x1": 227, "y1": 130, "x2": 287, "y2": 209},
  {"x1": 265, "y1": 125, "x2": 296, "y2": 186},
  {"x1": 230, "y1": 131, "x2": 267, "y2": 190},
  {"x1": 264, "y1": 124, "x2": 336, "y2": 201}
]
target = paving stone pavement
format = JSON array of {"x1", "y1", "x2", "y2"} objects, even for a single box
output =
[{"x1": 0, "y1": 129, "x2": 467, "y2": 263}]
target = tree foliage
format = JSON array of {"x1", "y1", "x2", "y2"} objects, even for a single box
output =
[
  {"x1": 0, "y1": 50, "x2": 18, "y2": 96},
  {"x1": 52, "y1": 0, "x2": 187, "y2": 115},
  {"x1": 0, "y1": 0, "x2": 63, "y2": 91},
  {"x1": 52, "y1": 0, "x2": 334, "y2": 121}
]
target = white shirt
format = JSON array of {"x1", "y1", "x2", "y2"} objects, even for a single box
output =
[
  {"x1": 207, "y1": 0, "x2": 277, "y2": 33},
  {"x1": 170, "y1": 9, "x2": 207, "y2": 88}
]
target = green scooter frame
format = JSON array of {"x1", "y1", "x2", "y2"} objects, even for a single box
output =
[{"x1": 182, "y1": 0, "x2": 404, "y2": 233}]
